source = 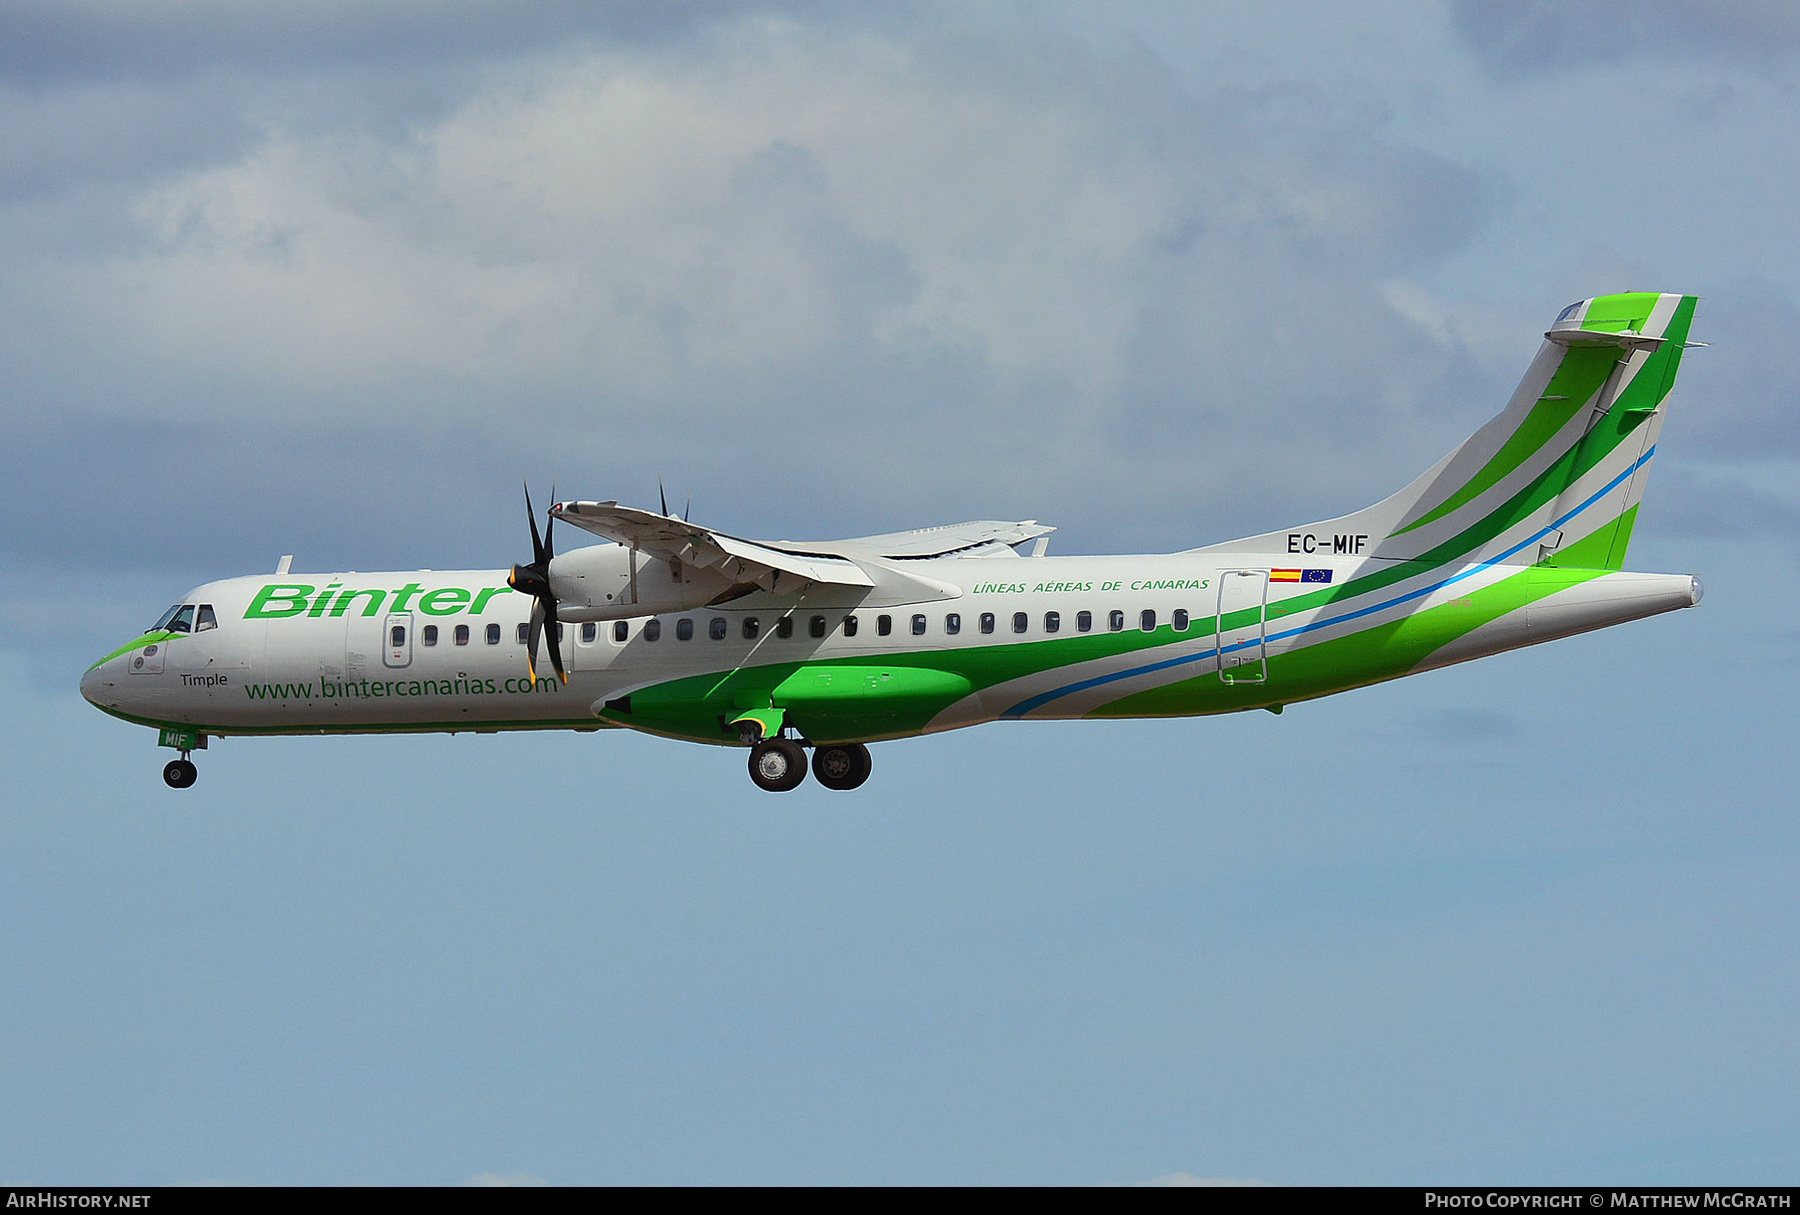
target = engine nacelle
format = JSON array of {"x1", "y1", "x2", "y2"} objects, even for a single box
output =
[{"x1": 547, "y1": 543, "x2": 737, "y2": 622}]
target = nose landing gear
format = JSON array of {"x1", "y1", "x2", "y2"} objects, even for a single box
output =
[{"x1": 157, "y1": 728, "x2": 206, "y2": 789}]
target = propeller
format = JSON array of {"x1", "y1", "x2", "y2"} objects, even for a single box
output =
[{"x1": 507, "y1": 483, "x2": 567, "y2": 685}]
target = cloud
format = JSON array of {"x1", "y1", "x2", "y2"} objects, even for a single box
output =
[
  {"x1": 1668, "y1": 280, "x2": 1800, "y2": 462},
  {"x1": 1452, "y1": 0, "x2": 1800, "y2": 80},
  {"x1": 1130, "y1": 1171, "x2": 1268, "y2": 1186},
  {"x1": 5, "y1": 15, "x2": 1505, "y2": 574},
  {"x1": 464, "y1": 1170, "x2": 549, "y2": 1186},
  {"x1": 0, "y1": 0, "x2": 828, "y2": 87}
]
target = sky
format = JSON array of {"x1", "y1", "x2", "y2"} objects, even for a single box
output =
[{"x1": 2, "y1": 0, "x2": 1798, "y2": 1186}]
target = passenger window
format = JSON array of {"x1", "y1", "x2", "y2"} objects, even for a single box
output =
[
  {"x1": 912, "y1": 614, "x2": 926, "y2": 636},
  {"x1": 582, "y1": 622, "x2": 598, "y2": 643},
  {"x1": 980, "y1": 612, "x2": 995, "y2": 634},
  {"x1": 1012, "y1": 612, "x2": 1028, "y2": 634},
  {"x1": 945, "y1": 613, "x2": 961, "y2": 635},
  {"x1": 517, "y1": 623, "x2": 530, "y2": 645},
  {"x1": 843, "y1": 615, "x2": 859, "y2": 637},
  {"x1": 486, "y1": 623, "x2": 501, "y2": 645},
  {"x1": 455, "y1": 624, "x2": 470, "y2": 645},
  {"x1": 776, "y1": 617, "x2": 794, "y2": 639},
  {"x1": 1077, "y1": 610, "x2": 1092, "y2": 633},
  {"x1": 743, "y1": 617, "x2": 760, "y2": 640},
  {"x1": 877, "y1": 615, "x2": 892, "y2": 636},
  {"x1": 168, "y1": 605, "x2": 195, "y2": 633},
  {"x1": 809, "y1": 616, "x2": 827, "y2": 639},
  {"x1": 553, "y1": 622, "x2": 564, "y2": 642},
  {"x1": 709, "y1": 617, "x2": 727, "y2": 641},
  {"x1": 390, "y1": 624, "x2": 406, "y2": 648},
  {"x1": 195, "y1": 605, "x2": 218, "y2": 633},
  {"x1": 644, "y1": 619, "x2": 662, "y2": 642},
  {"x1": 423, "y1": 625, "x2": 439, "y2": 646},
  {"x1": 1044, "y1": 611, "x2": 1060, "y2": 634},
  {"x1": 1141, "y1": 609, "x2": 1156, "y2": 632},
  {"x1": 611, "y1": 621, "x2": 627, "y2": 643},
  {"x1": 1109, "y1": 609, "x2": 1125, "y2": 632},
  {"x1": 1173, "y1": 608, "x2": 1189, "y2": 632},
  {"x1": 677, "y1": 618, "x2": 694, "y2": 641}
]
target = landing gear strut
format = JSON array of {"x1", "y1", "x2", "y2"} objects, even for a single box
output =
[{"x1": 163, "y1": 757, "x2": 198, "y2": 788}]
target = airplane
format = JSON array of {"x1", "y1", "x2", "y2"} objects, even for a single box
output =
[{"x1": 82, "y1": 292, "x2": 1704, "y2": 793}]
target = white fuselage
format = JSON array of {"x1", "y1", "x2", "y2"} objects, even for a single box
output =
[{"x1": 81, "y1": 546, "x2": 1700, "y2": 742}]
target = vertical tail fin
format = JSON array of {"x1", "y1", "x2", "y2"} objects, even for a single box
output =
[{"x1": 1196, "y1": 292, "x2": 1698, "y2": 570}]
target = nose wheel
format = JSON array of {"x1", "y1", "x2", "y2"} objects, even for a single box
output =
[{"x1": 163, "y1": 757, "x2": 198, "y2": 789}]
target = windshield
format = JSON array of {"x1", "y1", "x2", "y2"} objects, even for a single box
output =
[{"x1": 149, "y1": 605, "x2": 183, "y2": 633}]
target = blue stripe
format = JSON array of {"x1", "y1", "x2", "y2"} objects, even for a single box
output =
[{"x1": 1001, "y1": 446, "x2": 1655, "y2": 717}]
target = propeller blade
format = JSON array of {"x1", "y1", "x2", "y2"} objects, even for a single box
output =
[
  {"x1": 524, "y1": 482, "x2": 547, "y2": 567},
  {"x1": 514, "y1": 480, "x2": 565, "y2": 684},
  {"x1": 660, "y1": 478, "x2": 669, "y2": 518},
  {"x1": 546, "y1": 481, "x2": 556, "y2": 563},
  {"x1": 526, "y1": 599, "x2": 544, "y2": 681},
  {"x1": 543, "y1": 612, "x2": 567, "y2": 684}
]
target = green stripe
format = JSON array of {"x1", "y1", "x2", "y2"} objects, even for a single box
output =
[
  {"x1": 87, "y1": 631, "x2": 178, "y2": 671},
  {"x1": 1394, "y1": 346, "x2": 1619, "y2": 536},
  {"x1": 1578, "y1": 292, "x2": 1663, "y2": 334},
  {"x1": 91, "y1": 704, "x2": 614, "y2": 737},
  {"x1": 1093, "y1": 560, "x2": 1610, "y2": 718}
]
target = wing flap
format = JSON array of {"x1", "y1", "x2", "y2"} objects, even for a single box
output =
[
  {"x1": 770, "y1": 519, "x2": 1055, "y2": 560},
  {"x1": 551, "y1": 501, "x2": 876, "y2": 589}
]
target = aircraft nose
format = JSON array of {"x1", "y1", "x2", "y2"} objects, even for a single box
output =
[{"x1": 81, "y1": 659, "x2": 117, "y2": 710}]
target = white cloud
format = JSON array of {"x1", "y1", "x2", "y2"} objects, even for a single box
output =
[
  {"x1": 13, "y1": 14, "x2": 1506, "y2": 549},
  {"x1": 464, "y1": 1169, "x2": 549, "y2": 1186},
  {"x1": 1131, "y1": 1171, "x2": 1269, "y2": 1186}
]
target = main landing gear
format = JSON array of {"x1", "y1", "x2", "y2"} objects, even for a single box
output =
[{"x1": 746, "y1": 739, "x2": 873, "y2": 793}]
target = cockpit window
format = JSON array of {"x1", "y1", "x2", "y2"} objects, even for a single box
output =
[
  {"x1": 195, "y1": 604, "x2": 218, "y2": 633},
  {"x1": 150, "y1": 605, "x2": 182, "y2": 633},
  {"x1": 167, "y1": 605, "x2": 195, "y2": 634}
]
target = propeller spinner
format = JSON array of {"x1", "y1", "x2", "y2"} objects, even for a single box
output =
[{"x1": 507, "y1": 484, "x2": 567, "y2": 684}]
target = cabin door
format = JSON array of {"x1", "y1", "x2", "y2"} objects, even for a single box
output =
[{"x1": 1216, "y1": 570, "x2": 1269, "y2": 684}]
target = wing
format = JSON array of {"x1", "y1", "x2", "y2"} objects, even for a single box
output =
[
  {"x1": 768, "y1": 519, "x2": 1055, "y2": 560},
  {"x1": 550, "y1": 501, "x2": 875, "y2": 591}
]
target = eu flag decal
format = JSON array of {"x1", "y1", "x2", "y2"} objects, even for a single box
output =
[{"x1": 1301, "y1": 568, "x2": 1333, "y2": 584}]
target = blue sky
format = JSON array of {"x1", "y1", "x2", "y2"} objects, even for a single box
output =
[{"x1": 3, "y1": 0, "x2": 1797, "y2": 1185}]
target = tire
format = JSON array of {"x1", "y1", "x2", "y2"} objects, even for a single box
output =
[
  {"x1": 748, "y1": 738, "x2": 807, "y2": 792},
  {"x1": 163, "y1": 759, "x2": 198, "y2": 789},
  {"x1": 810, "y1": 743, "x2": 872, "y2": 791}
]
